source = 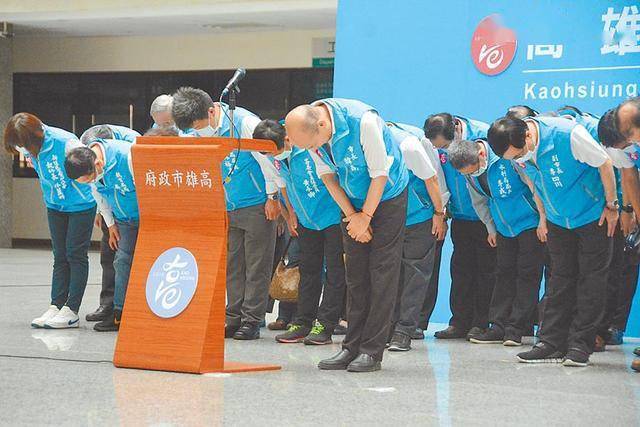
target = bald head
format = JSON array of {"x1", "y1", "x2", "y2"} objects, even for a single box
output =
[
  {"x1": 285, "y1": 103, "x2": 332, "y2": 149},
  {"x1": 616, "y1": 97, "x2": 640, "y2": 143}
]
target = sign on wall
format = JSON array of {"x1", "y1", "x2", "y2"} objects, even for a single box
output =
[{"x1": 312, "y1": 37, "x2": 336, "y2": 68}]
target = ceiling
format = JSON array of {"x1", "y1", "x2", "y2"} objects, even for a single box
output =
[{"x1": 0, "y1": 0, "x2": 337, "y2": 37}]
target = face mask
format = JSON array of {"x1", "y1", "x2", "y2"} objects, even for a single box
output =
[
  {"x1": 470, "y1": 159, "x2": 488, "y2": 177},
  {"x1": 274, "y1": 150, "x2": 292, "y2": 161},
  {"x1": 92, "y1": 167, "x2": 105, "y2": 183},
  {"x1": 195, "y1": 124, "x2": 217, "y2": 137},
  {"x1": 16, "y1": 146, "x2": 30, "y2": 157},
  {"x1": 515, "y1": 147, "x2": 534, "y2": 164}
]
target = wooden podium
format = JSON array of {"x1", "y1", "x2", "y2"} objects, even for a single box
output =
[{"x1": 113, "y1": 136, "x2": 281, "y2": 374}]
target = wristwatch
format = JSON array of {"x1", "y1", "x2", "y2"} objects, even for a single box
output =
[
  {"x1": 606, "y1": 199, "x2": 620, "y2": 211},
  {"x1": 622, "y1": 203, "x2": 634, "y2": 213},
  {"x1": 433, "y1": 210, "x2": 445, "y2": 216},
  {"x1": 267, "y1": 193, "x2": 279, "y2": 201}
]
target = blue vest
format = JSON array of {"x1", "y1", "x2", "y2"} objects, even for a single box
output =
[
  {"x1": 520, "y1": 116, "x2": 605, "y2": 229},
  {"x1": 93, "y1": 139, "x2": 139, "y2": 222},
  {"x1": 570, "y1": 113, "x2": 623, "y2": 203},
  {"x1": 467, "y1": 142, "x2": 539, "y2": 237},
  {"x1": 217, "y1": 104, "x2": 267, "y2": 211},
  {"x1": 438, "y1": 117, "x2": 489, "y2": 221},
  {"x1": 32, "y1": 125, "x2": 95, "y2": 213},
  {"x1": 108, "y1": 125, "x2": 140, "y2": 143},
  {"x1": 274, "y1": 147, "x2": 341, "y2": 230},
  {"x1": 316, "y1": 98, "x2": 409, "y2": 209},
  {"x1": 386, "y1": 123, "x2": 434, "y2": 226}
]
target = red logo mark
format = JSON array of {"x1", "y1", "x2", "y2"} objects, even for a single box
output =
[{"x1": 471, "y1": 14, "x2": 517, "y2": 76}]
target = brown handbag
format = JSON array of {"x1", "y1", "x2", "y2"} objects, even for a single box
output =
[{"x1": 269, "y1": 239, "x2": 300, "y2": 302}]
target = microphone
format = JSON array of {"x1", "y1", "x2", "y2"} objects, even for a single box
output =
[{"x1": 221, "y1": 68, "x2": 246, "y2": 97}]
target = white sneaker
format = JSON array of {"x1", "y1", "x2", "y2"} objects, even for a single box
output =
[
  {"x1": 44, "y1": 306, "x2": 80, "y2": 329},
  {"x1": 31, "y1": 305, "x2": 60, "y2": 328}
]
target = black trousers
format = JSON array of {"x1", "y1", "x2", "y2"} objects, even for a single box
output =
[
  {"x1": 342, "y1": 190, "x2": 407, "y2": 361},
  {"x1": 490, "y1": 228, "x2": 544, "y2": 338},
  {"x1": 294, "y1": 224, "x2": 346, "y2": 331},
  {"x1": 448, "y1": 219, "x2": 497, "y2": 331},
  {"x1": 538, "y1": 220, "x2": 612, "y2": 354},
  {"x1": 419, "y1": 239, "x2": 444, "y2": 330},
  {"x1": 99, "y1": 218, "x2": 116, "y2": 309},
  {"x1": 392, "y1": 220, "x2": 436, "y2": 336},
  {"x1": 598, "y1": 227, "x2": 639, "y2": 335}
]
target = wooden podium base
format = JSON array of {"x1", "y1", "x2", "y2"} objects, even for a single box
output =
[{"x1": 215, "y1": 361, "x2": 281, "y2": 374}]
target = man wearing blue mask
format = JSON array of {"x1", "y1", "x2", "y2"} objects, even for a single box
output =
[
  {"x1": 448, "y1": 138, "x2": 546, "y2": 346},
  {"x1": 488, "y1": 115, "x2": 618, "y2": 367},
  {"x1": 172, "y1": 86, "x2": 281, "y2": 341},
  {"x1": 79, "y1": 124, "x2": 141, "y2": 323},
  {"x1": 424, "y1": 113, "x2": 497, "y2": 341}
]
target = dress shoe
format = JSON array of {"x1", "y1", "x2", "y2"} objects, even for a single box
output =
[
  {"x1": 634, "y1": 347, "x2": 640, "y2": 357},
  {"x1": 233, "y1": 323, "x2": 260, "y2": 340},
  {"x1": 434, "y1": 325, "x2": 467, "y2": 339},
  {"x1": 225, "y1": 324, "x2": 240, "y2": 338},
  {"x1": 268, "y1": 319, "x2": 288, "y2": 331},
  {"x1": 86, "y1": 305, "x2": 113, "y2": 322},
  {"x1": 347, "y1": 354, "x2": 381, "y2": 373},
  {"x1": 318, "y1": 349, "x2": 357, "y2": 370}
]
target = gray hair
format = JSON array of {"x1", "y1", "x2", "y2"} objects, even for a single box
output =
[
  {"x1": 447, "y1": 139, "x2": 481, "y2": 171},
  {"x1": 294, "y1": 104, "x2": 321, "y2": 133},
  {"x1": 150, "y1": 94, "x2": 173, "y2": 115},
  {"x1": 80, "y1": 124, "x2": 113, "y2": 146}
]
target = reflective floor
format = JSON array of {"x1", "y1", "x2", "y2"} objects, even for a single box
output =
[{"x1": 2, "y1": 248, "x2": 640, "y2": 426}]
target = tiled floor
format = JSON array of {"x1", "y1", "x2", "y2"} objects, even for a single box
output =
[{"x1": 1, "y1": 248, "x2": 640, "y2": 426}]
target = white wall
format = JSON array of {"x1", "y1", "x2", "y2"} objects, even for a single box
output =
[{"x1": 12, "y1": 29, "x2": 335, "y2": 73}]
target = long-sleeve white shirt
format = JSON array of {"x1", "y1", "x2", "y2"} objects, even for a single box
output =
[{"x1": 309, "y1": 103, "x2": 391, "y2": 179}]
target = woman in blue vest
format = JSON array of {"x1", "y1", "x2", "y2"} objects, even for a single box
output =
[
  {"x1": 172, "y1": 86, "x2": 281, "y2": 341},
  {"x1": 64, "y1": 131, "x2": 142, "y2": 332},
  {"x1": 424, "y1": 113, "x2": 497, "y2": 341},
  {"x1": 4, "y1": 113, "x2": 96, "y2": 329},
  {"x1": 488, "y1": 115, "x2": 618, "y2": 367},
  {"x1": 79, "y1": 123, "x2": 140, "y2": 324},
  {"x1": 285, "y1": 98, "x2": 409, "y2": 373},
  {"x1": 253, "y1": 120, "x2": 347, "y2": 346},
  {"x1": 447, "y1": 138, "x2": 546, "y2": 346}
]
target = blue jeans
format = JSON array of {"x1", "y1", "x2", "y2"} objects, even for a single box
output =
[
  {"x1": 47, "y1": 206, "x2": 97, "y2": 313},
  {"x1": 113, "y1": 220, "x2": 139, "y2": 312}
]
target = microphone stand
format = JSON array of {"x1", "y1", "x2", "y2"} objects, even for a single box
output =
[{"x1": 228, "y1": 84, "x2": 238, "y2": 139}]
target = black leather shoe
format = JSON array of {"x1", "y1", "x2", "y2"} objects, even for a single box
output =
[
  {"x1": 225, "y1": 324, "x2": 240, "y2": 338},
  {"x1": 466, "y1": 327, "x2": 485, "y2": 341},
  {"x1": 233, "y1": 323, "x2": 260, "y2": 340},
  {"x1": 86, "y1": 305, "x2": 113, "y2": 322},
  {"x1": 434, "y1": 326, "x2": 468, "y2": 339},
  {"x1": 347, "y1": 354, "x2": 381, "y2": 372},
  {"x1": 318, "y1": 349, "x2": 357, "y2": 370}
]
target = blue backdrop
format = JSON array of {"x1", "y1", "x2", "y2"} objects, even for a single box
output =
[{"x1": 333, "y1": 0, "x2": 640, "y2": 336}]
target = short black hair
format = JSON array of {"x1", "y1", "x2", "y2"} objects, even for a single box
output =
[
  {"x1": 506, "y1": 105, "x2": 537, "y2": 120},
  {"x1": 615, "y1": 96, "x2": 640, "y2": 138},
  {"x1": 253, "y1": 119, "x2": 285, "y2": 149},
  {"x1": 487, "y1": 116, "x2": 528, "y2": 157},
  {"x1": 557, "y1": 105, "x2": 583, "y2": 117},
  {"x1": 424, "y1": 113, "x2": 455, "y2": 141},
  {"x1": 80, "y1": 125, "x2": 114, "y2": 146},
  {"x1": 598, "y1": 109, "x2": 624, "y2": 147},
  {"x1": 171, "y1": 86, "x2": 214, "y2": 131},
  {"x1": 65, "y1": 147, "x2": 97, "y2": 180}
]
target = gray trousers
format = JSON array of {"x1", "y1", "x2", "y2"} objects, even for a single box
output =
[
  {"x1": 225, "y1": 203, "x2": 277, "y2": 326},
  {"x1": 393, "y1": 219, "x2": 436, "y2": 336}
]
